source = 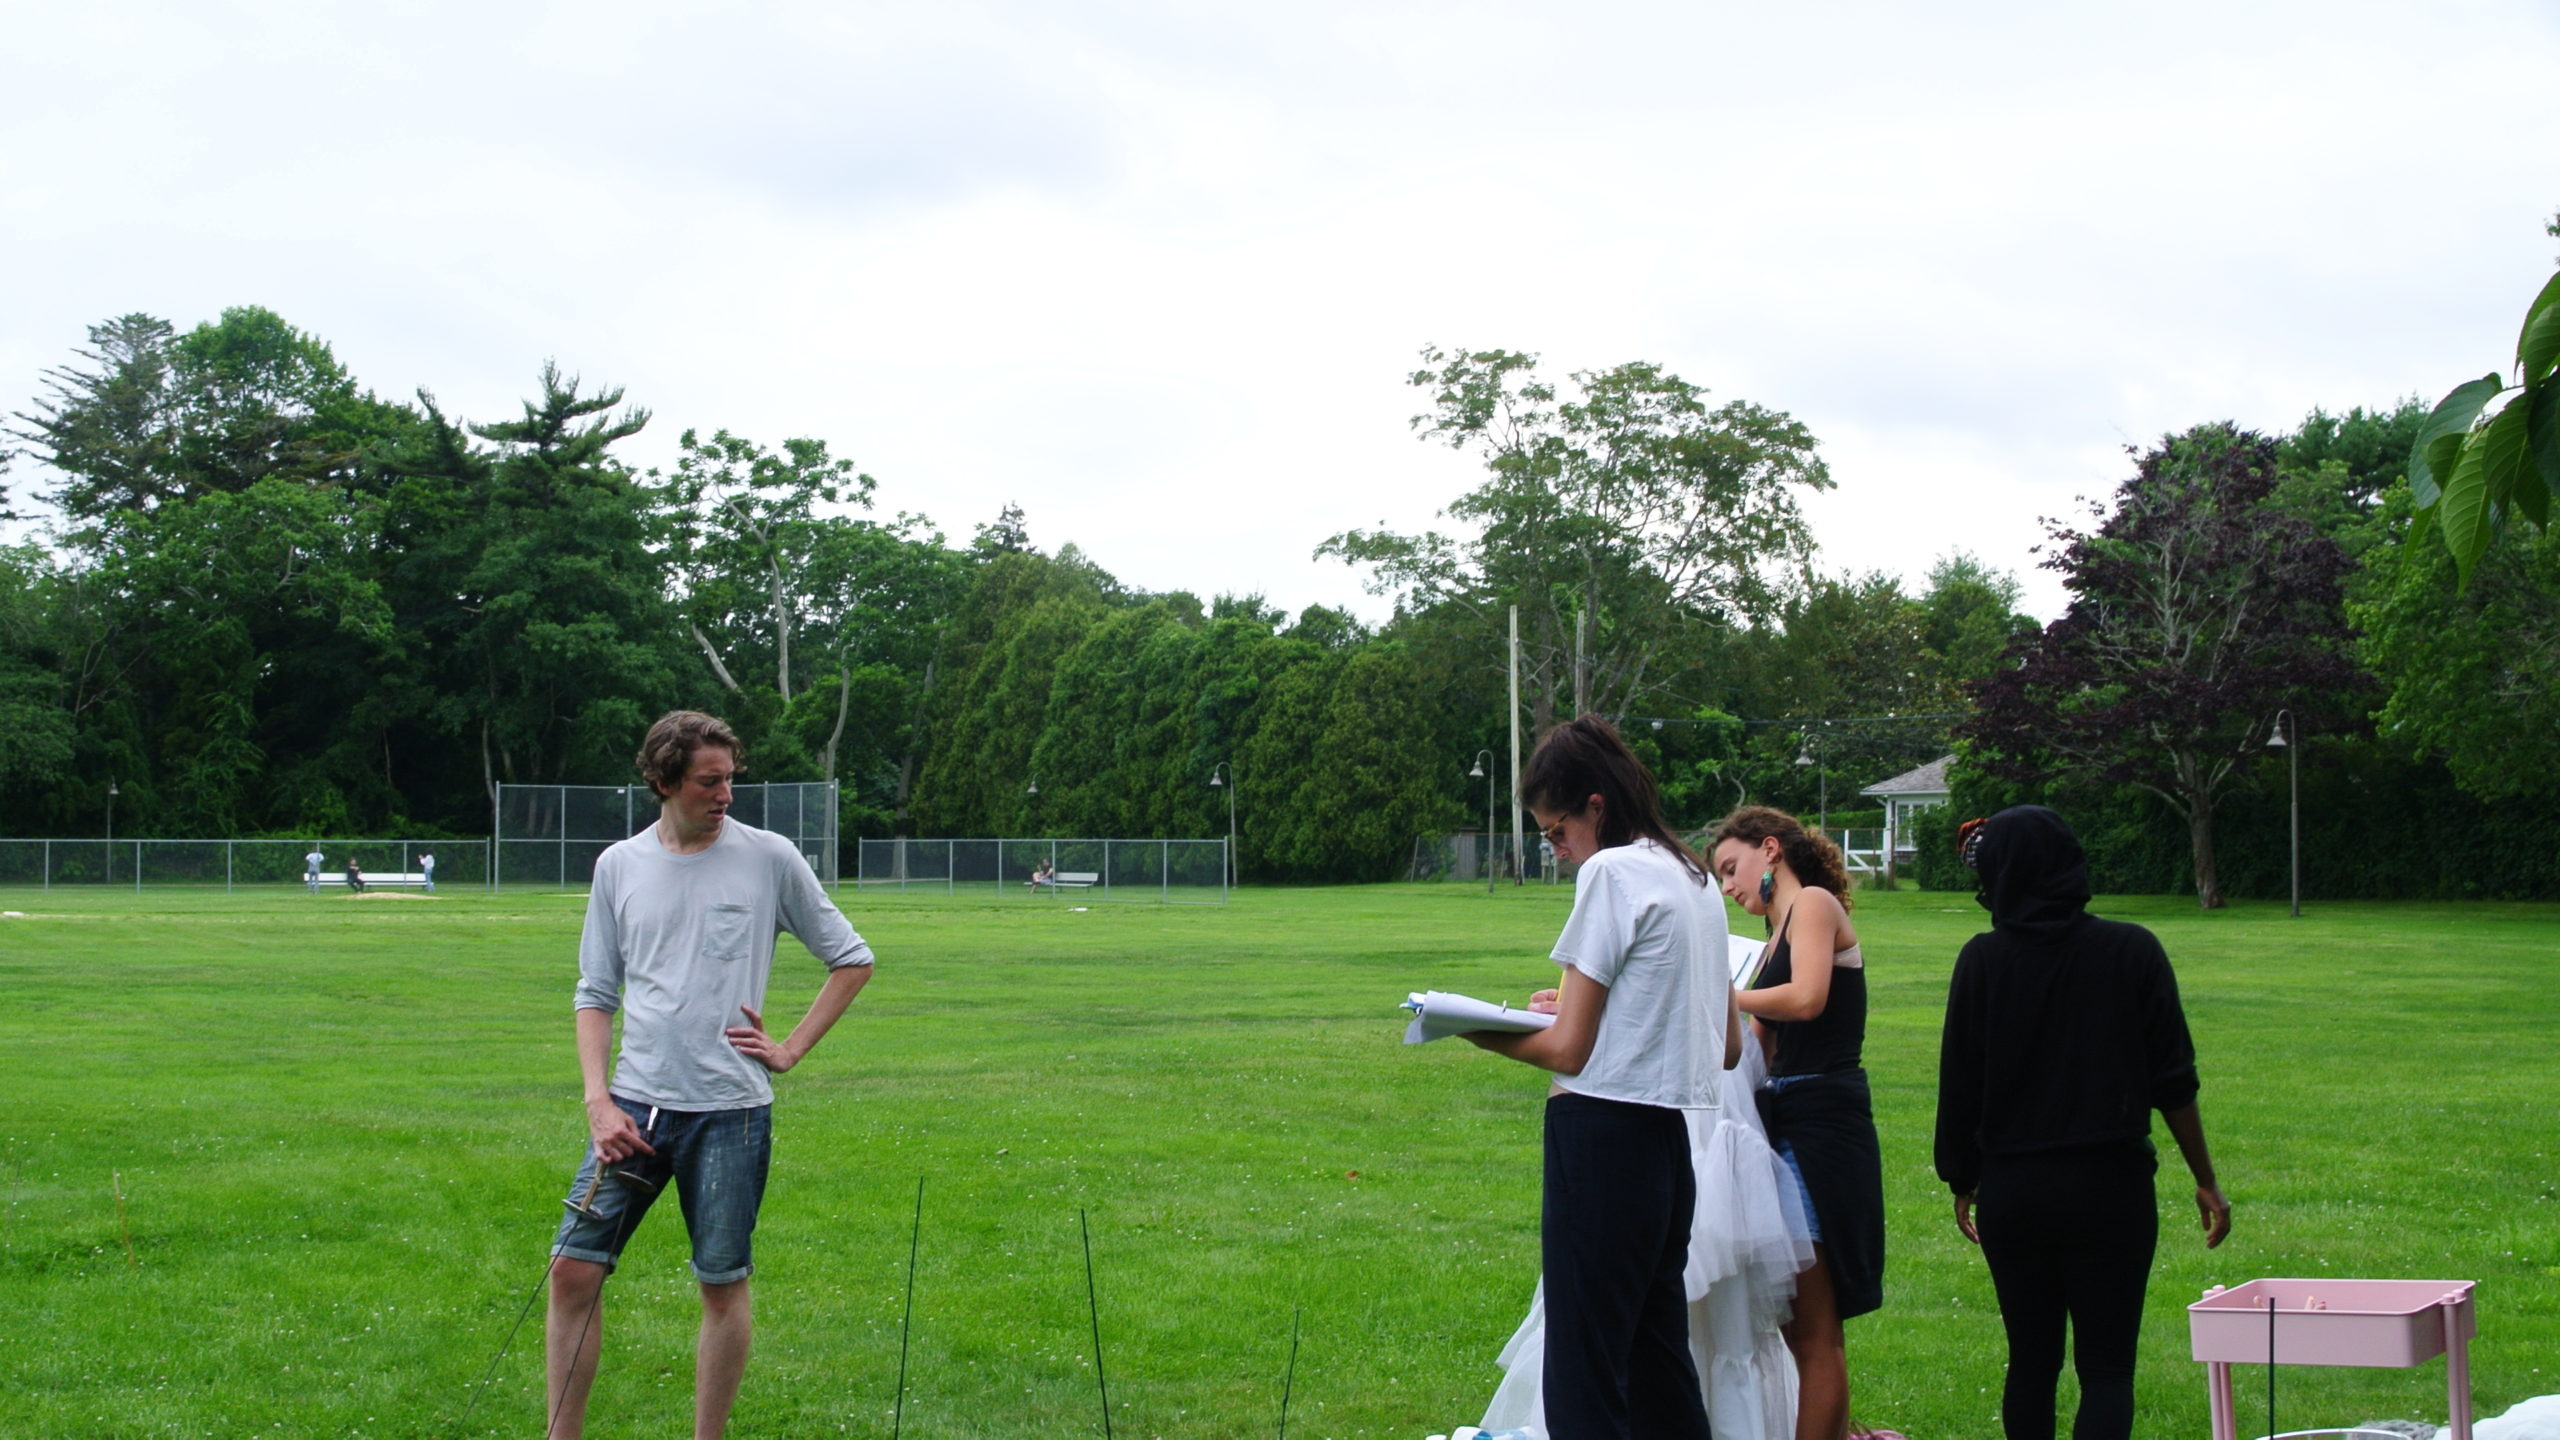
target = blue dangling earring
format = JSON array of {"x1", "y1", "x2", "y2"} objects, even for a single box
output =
[{"x1": 1758, "y1": 870, "x2": 1775, "y2": 905}]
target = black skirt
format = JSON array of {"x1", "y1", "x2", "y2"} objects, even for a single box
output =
[{"x1": 1759, "y1": 1067, "x2": 1887, "y2": 1320}]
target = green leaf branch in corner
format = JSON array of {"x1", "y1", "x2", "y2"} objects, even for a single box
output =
[{"x1": 2409, "y1": 261, "x2": 2560, "y2": 585}]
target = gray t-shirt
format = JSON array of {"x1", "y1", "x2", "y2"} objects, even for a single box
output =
[{"x1": 574, "y1": 818, "x2": 872, "y2": 1110}]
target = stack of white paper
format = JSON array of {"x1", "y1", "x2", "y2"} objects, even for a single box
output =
[
  {"x1": 1401, "y1": 990, "x2": 1558, "y2": 1045},
  {"x1": 1400, "y1": 936, "x2": 1767, "y2": 1045}
]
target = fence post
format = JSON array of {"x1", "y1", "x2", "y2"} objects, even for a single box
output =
[
  {"x1": 1161, "y1": 840, "x2": 1168, "y2": 902},
  {"x1": 1224, "y1": 837, "x2": 1230, "y2": 904},
  {"x1": 135, "y1": 841, "x2": 142, "y2": 892},
  {"x1": 43, "y1": 839, "x2": 50, "y2": 893},
  {"x1": 227, "y1": 841, "x2": 234, "y2": 894},
  {"x1": 946, "y1": 840, "x2": 954, "y2": 896},
  {"x1": 1103, "y1": 839, "x2": 1111, "y2": 900}
]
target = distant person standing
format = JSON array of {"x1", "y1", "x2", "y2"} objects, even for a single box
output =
[
  {"x1": 305, "y1": 847, "x2": 325, "y2": 893},
  {"x1": 545, "y1": 710, "x2": 875, "y2": 1440},
  {"x1": 1936, "y1": 806, "x2": 2230, "y2": 1440},
  {"x1": 343, "y1": 857, "x2": 366, "y2": 894},
  {"x1": 420, "y1": 852, "x2": 436, "y2": 893}
]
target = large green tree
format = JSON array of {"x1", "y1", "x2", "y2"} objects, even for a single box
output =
[
  {"x1": 1321, "y1": 348, "x2": 1831, "y2": 736},
  {"x1": 445, "y1": 365, "x2": 678, "y2": 798},
  {"x1": 2354, "y1": 486, "x2": 2560, "y2": 801},
  {"x1": 1964, "y1": 425, "x2": 2361, "y2": 909}
]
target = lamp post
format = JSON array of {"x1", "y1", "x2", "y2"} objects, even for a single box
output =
[
  {"x1": 1469, "y1": 750, "x2": 1496, "y2": 893},
  {"x1": 1208, "y1": 762, "x2": 1236, "y2": 888},
  {"x1": 2267, "y1": 711, "x2": 2299, "y2": 918},
  {"x1": 105, "y1": 780, "x2": 118, "y2": 883},
  {"x1": 1794, "y1": 738, "x2": 1826, "y2": 833}
]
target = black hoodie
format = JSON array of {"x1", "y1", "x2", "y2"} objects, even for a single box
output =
[{"x1": 1932, "y1": 806, "x2": 2200, "y2": 1196}]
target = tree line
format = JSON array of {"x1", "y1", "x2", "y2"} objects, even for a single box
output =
[{"x1": 4, "y1": 296, "x2": 2553, "y2": 896}]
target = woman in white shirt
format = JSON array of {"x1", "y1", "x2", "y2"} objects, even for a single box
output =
[{"x1": 1464, "y1": 716, "x2": 1743, "y2": 1440}]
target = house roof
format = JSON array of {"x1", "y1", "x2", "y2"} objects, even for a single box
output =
[{"x1": 1858, "y1": 754, "x2": 1954, "y2": 799}]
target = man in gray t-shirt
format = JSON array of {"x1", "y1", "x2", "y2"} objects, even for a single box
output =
[{"x1": 544, "y1": 710, "x2": 873, "y2": 1440}]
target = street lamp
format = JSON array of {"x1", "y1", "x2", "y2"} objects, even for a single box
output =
[
  {"x1": 1794, "y1": 739, "x2": 1826, "y2": 833},
  {"x1": 1470, "y1": 750, "x2": 1497, "y2": 893},
  {"x1": 1209, "y1": 762, "x2": 1236, "y2": 888},
  {"x1": 2267, "y1": 711, "x2": 2299, "y2": 918}
]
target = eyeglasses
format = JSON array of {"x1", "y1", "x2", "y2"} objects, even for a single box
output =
[
  {"x1": 1957, "y1": 817, "x2": 1990, "y2": 870},
  {"x1": 1540, "y1": 817, "x2": 1571, "y2": 846}
]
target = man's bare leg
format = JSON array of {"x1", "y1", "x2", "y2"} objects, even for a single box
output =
[
  {"x1": 695, "y1": 1277, "x2": 753, "y2": 1439},
  {"x1": 544, "y1": 1257, "x2": 610, "y2": 1440}
]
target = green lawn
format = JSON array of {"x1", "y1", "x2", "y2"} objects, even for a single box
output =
[{"x1": 1, "y1": 881, "x2": 2554, "y2": 1439}]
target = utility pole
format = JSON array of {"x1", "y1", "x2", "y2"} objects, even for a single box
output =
[
  {"x1": 1509, "y1": 604, "x2": 1523, "y2": 887},
  {"x1": 1573, "y1": 606, "x2": 1588, "y2": 719}
]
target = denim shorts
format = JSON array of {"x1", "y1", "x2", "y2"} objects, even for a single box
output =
[{"x1": 551, "y1": 1097, "x2": 772, "y2": 1284}]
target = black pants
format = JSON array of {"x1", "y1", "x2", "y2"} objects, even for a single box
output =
[
  {"x1": 1976, "y1": 1143, "x2": 2158, "y2": 1440},
  {"x1": 1541, "y1": 1093, "x2": 1713, "y2": 1440}
]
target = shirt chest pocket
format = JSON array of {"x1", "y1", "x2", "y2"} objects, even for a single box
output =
[{"x1": 702, "y1": 903, "x2": 756, "y2": 963}]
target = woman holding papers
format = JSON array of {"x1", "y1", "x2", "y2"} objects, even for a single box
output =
[
  {"x1": 1710, "y1": 807, "x2": 1886, "y2": 1440},
  {"x1": 1476, "y1": 933, "x2": 1815, "y2": 1440},
  {"x1": 1461, "y1": 715, "x2": 1741, "y2": 1440}
]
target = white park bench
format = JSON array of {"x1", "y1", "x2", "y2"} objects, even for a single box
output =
[
  {"x1": 314, "y1": 872, "x2": 432, "y2": 888},
  {"x1": 1033, "y1": 871, "x2": 1100, "y2": 890}
]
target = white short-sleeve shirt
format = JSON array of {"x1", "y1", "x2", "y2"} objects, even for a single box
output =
[{"x1": 1549, "y1": 838, "x2": 1729, "y2": 1110}]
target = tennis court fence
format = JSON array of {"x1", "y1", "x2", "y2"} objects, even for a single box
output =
[
  {"x1": 854, "y1": 838, "x2": 1230, "y2": 904},
  {"x1": 493, "y1": 781, "x2": 837, "y2": 889},
  {"x1": 0, "y1": 838, "x2": 485, "y2": 891}
]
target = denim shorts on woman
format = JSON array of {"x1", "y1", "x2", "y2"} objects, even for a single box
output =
[{"x1": 551, "y1": 1097, "x2": 772, "y2": 1284}]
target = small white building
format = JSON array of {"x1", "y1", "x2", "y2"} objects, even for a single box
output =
[{"x1": 1859, "y1": 755, "x2": 1955, "y2": 872}]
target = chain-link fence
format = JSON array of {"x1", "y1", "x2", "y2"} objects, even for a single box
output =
[
  {"x1": 1406, "y1": 832, "x2": 1570, "y2": 884},
  {"x1": 0, "y1": 839, "x2": 486, "y2": 891},
  {"x1": 494, "y1": 781, "x2": 837, "y2": 889},
  {"x1": 854, "y1": 838, "x2": 1230, "y2": 904}
]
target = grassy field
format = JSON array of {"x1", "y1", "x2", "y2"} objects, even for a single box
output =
[{"x1": 1, "y1": 880, "x2": 2554, "y2": 1439}]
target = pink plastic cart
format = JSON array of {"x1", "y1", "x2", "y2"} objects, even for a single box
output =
[{"x1": 2189, "y1": 1278, "x2": 2477, "y2": 1440}]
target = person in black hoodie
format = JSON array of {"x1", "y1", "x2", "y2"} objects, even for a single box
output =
[{"x1": 1935, "y1": 805, "x2": 2231, "y2": 1440}]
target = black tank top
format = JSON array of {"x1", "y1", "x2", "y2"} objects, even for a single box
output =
[{"x1": 1752, "y1": 910, "x2": 1867, "y2": 1078}]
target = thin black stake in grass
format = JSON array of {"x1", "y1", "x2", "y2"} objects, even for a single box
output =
[
  {"x1": 452, "y1": 1251, "x2": 559, "y2": 1436},
  {"x1": 1081, "y1": 1207, "x2": 1113, "y2": 1440},
  {"x1": 892, "y1": 1176, "x2": 924, "y2": 1440},
  {"x1": 1276, "y1": 1306, "x2": 1301, "y2": 1440},
  {"x1": 2266, "y1": 1293, "x2": 2277, "y2": 1440}
]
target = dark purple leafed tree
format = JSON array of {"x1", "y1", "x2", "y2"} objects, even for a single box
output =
[{"x1": 1962, "y1": 425, "x2": 2360, "y2": 909}]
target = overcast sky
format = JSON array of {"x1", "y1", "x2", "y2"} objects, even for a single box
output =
[{"x1": 6, "y1": 0, "x2": 2555, "y2": 621}]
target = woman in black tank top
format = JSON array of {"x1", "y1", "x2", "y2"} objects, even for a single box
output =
[
  {"x1": 1756, "y1": 913, "x2": 1867, "y2": 1077},
  {"x1": 1712, "y1": 806, "x2": 1889, "y2": 1440}
]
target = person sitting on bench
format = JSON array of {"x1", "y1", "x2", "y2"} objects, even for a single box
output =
[
  {"x1": 1027, "y1": 859, "x2": 1056, "y2": 889},
  {"x1": 343, "y1": 858, "x2": 367, "y2": 894}
]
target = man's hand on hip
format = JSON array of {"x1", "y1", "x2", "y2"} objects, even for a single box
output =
[
  {"x1": 585, "y1": 1096, "x2": 656, "y2": 1164},
  {"x1": 726, "y1": 1005, "x2": 800, "y2": 1073}
]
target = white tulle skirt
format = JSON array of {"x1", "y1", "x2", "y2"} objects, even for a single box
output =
[{"x1": 1478, "y1": 1034, "x2": 1816, "y2": 1440}]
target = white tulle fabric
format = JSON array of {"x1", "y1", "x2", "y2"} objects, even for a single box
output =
[{"x1": 1478, "y1": 1024, "x2": 1815, "y2": 1440}]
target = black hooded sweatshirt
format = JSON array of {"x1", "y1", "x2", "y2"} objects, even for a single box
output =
[{"x1": 1933, "y1": 806, "x2": 2200, "y2": 1197}]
